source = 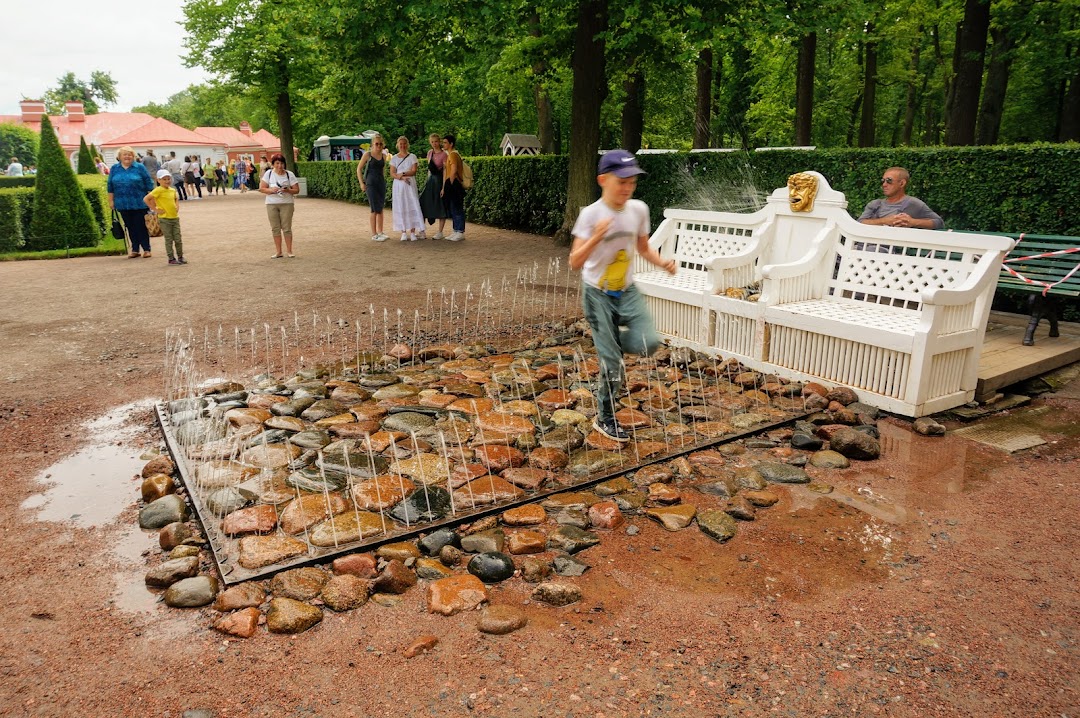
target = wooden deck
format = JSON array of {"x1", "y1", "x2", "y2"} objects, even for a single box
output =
[{"x1": 976, "y1": 311, "x2": 1080, "y2": 401}]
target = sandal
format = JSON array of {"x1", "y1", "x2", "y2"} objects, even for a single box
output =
[
  {"x1": 142, "y1": 253, "x2": 152, "y2": 258},
  {"x1": 271, "y1": 254, "x2": 284, "y2": 259},
  {"x1": 286, "y1": 254, "x2": 296, "y2": 258},
  {"x1": 128, "y1": 253, "x2": 140, "y2": 259}
]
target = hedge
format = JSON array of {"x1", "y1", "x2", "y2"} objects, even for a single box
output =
[
  {"x1": 0, "y1": 179, "x2": 109, "y2": 253},
  {"x1": 28, "y1": 115, "x2": 100, "y2": 251},
  {"x1": 0, "y1": 176, "x2": 36, "y2": 188},
  {"x1": 300, "y1": 144, "x2": 1080, "y2": 237}
]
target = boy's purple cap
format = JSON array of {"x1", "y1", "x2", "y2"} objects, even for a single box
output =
[{"x1": 598, "y1": 149, "x2": 646, "y2": 178}]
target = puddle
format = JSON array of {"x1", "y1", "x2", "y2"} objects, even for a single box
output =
[
  {"x1": 106, "y1": 525, "x2": 189, "y2": 637},
  {"x1": 20, "y1": 399, "x2": 156, "y2": 528}
]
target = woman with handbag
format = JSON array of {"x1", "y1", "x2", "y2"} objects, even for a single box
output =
[{"x1": 107, "y1": 145, "x2": 155, "y2": 258}]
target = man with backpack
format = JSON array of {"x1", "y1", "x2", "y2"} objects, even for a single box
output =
[{"x1": 440, "y1": 133, "x2": 469, "y2": 242}]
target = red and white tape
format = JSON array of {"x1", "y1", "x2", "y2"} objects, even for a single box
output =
[{"x1": 1001, "y1": 233, "x2": 1080, "y2": 296}]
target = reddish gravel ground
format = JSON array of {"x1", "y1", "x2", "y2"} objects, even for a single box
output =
[{"x1": 0, "y1": 192, "x2": 1076, "y2": 717}]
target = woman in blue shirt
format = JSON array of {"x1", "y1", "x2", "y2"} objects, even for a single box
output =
[{"x1": 107, "y1": 146, "x2": 155, "y2": 258}]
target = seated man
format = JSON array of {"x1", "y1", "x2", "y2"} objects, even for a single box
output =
[{"x1": 858, "y1": 167, "x2": 943, "y2": 229}]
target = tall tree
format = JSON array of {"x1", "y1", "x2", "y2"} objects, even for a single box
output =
[
  {"x1": 528, "y1": 10, "x2": 558, "y2": 153},
  {"x1": 43, "y1": 71, "x2": 118, "y2": 114},
  {"x1": 693, "y1": 48, "x2": 713, "y2": 148},
  {"x1": 77, "y1": 136, "x2": 96, "y2": 174},
  {"x1": 555, "y1": 0, "x2": 608, "y2": 246},
  {"x1": 621, "y1": 65, "x2": 645, "y2": 152},
  {"x1": 858, "y1": 23, "x2": 878, "y2": 147},
  {"x1": 794, "y1": 32, "x2": 817, "y2": 145},
  {"x1": 975, "y1": 27, "x2": 1017, "y2": 145},
  {"x1": 945, "y1": 0, "x2": 990, "y2": 145}
]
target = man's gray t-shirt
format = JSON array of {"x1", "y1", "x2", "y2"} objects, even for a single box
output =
[
  {"x1": 858, "y1": 196, "x2": 944, "y2": 229},
  {"x1": 141, "y1": 155, "x2": 160, "y2": 175}
]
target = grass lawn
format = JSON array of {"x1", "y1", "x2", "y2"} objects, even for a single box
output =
[{"x1": 0, "y1": 236, "x2": 127, "y2": 261}]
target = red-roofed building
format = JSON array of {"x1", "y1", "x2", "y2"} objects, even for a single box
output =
[{"x1": 2, "y1": 100, "x2": 294, "y2": 169}]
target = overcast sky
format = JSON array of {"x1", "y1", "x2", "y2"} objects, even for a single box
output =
[{"x1": 1, "y1": 0, "x2": 213, "y2": 115}]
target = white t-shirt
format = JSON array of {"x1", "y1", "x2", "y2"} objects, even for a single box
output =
[
  {"x1": 6, "y1": 162, "x2": 23, "y2": 176},
  {"x1": 263, "y1": 169, "x2": 297, "y2": 205},
  {"x1": 572, "y1": 198, "x2": 649, "y2": 292}
]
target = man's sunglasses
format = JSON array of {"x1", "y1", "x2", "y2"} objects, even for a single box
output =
[{"x1": 881, "y1": 177, "x2": 896, "y2": 184}]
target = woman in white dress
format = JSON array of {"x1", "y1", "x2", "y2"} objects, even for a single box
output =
[{"x1": 390, "y1": 136, "x2": 426, "y2": 241}]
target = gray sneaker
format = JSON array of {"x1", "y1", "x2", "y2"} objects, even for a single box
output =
[{"x1": 592, "y1": 417, "x2": 630, "y2": 443}]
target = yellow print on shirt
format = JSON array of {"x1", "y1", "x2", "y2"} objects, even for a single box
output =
[{"x1": 599, "y1": 249, "x2": 630, "y2": 291}]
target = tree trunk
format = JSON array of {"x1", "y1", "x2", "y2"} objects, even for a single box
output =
[
  {"x1": 621, "y1": 66, "x2": 645, "y2": 152},
  {"x1": 693, "y1": 48, "x2": 713, "y2": 149},
  {"x1": 529, "y1": 11, "x2": 557, "y2": 154},
  {"x1": 711, "y1": 52, "x2": 724, "y2": 147},
  {"x1": 902, "y1": 38, "x2": 922, "y2": 145},
  {"x1": 1058, "y1": 47, "x2": 1080, "y2": 141},
  {"x1": 728, "y1": 42, "x2": 752, "y2": 150},
  {"x1": 945, "y1": 0, "x2": 990, "y2": 146},
  {"x1": 554, "y1": 0, "x2": 607, "y2": 246},
  {"x1": 859, "y1": 26, "x2": 878, "y2": 147},
  {"x1": 975, "y1": 28, "x2": 1015, "y2": 145},
  {"x1": 275, "y1": 62, "x2": 296, "y2": 174},
  {"x1": 794, "y1": 32, "x2": 817, "y2": 145}
]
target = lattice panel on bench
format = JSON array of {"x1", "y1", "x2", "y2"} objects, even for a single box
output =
[
  {"x1": 829, "y1": 235, "x2": 977, "y2": 310},
  {"x1": 673, "y1": 222, "x2": 755, "y2": 271}
]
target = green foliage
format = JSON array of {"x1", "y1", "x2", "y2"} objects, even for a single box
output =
[
  {"x1": 304, "y1": 145, "x2": 1080, "y2": 237},
  {"x1": 0, "y1": 176, "x2": 36, "y2": 188},
  {"x1": 0, "y1": 122, "x2": 38, "y2": 168},
  {"x1": 77, "y1": 175, "x2": 109, "y2": 234},
  {"x1": 43, "y1": 70, "x2": 119, "y2": 114},
  {"x1": 132, "y1": 83, "x2": 276, "y2": 131},
  {"x1": 77, "y1": 137, "x2": 96, "y2": 174},
  {"x1": 27, "y1": 115, "x2": 100, "y2": 251},
  {"x1": 0, "y1": 180, "x2": 107, "y2": 254}
]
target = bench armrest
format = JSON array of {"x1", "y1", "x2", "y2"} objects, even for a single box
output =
[
  {"x1": 921, "y1": 250, "x2": 1007, "y2": 305},
  {"x1": 760, "y1": 220, "x2": 836, "y2": 280}
]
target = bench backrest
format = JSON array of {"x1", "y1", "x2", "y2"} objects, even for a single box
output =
[
  {"x1": 658, "y1": 171, "x2": 850, "y2": 277},
  {"x1": 954, "y1": 231, "x2": 1080, "y2": 297},
  {"x1": 828, "y1": 215, "x2": 1015, "y2": 311}
]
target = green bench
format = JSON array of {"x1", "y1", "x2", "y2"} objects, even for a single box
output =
[{"x1": 992, "y1": 233, "x2": 1080, "y2": 345}]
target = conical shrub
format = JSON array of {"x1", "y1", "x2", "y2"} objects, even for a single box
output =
[
  {"x1": 77, "y1": 136, "x2": 95, "y2": 174},
  {"x1": 27, "y1": 115, "x2": 99, "y2": 250}
]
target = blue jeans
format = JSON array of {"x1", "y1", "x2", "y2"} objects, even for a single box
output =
[
  {"x1": 582, "y1": 284, "x2": 661, "y2": 423},
  {"x1": 444, "y1": 180, "x2": 465, "y2": 233}
]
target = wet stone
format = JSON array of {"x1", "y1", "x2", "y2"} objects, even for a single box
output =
[
  {"x1": 271, "y1": 567, "x2": 330, "y2": 601},
  {"x1": 278, "y1": 493, "x2": 348, "y2": 535},
  {"x1": 418, "y1": 528, "x2": 460, "y2": 556},
  {"x1": 810, "y1": 450, "x2": 851, "y2": 469},
  {"x1": 460, "y1": 529, "x2": 505, "y2": 554},
  {"x1": 553, "y1": 555, "x2": 589, "y2": 577},
  {"x1": 389, "y1": 454, "x2": 450, "y2": 486},
  {"x1": 697, "y1": 477, "x2": 738, "y2": 499},
  {"x1": 301, "y1": 399, "x2": 348, "y2": 422},
  {"x1": 377, "y1": 541, "x2": 421, "y2": 562},
  {"x1": 225, "y1": 407, "x2": 272, "y2": 427},
  {"x1": 742, "y1": 489, "x2": 780, "y2": 507},
  {"x1": 645, "y1": 504, "x2": 697, "y2": 531},
  {"x1": 140, "y1": 473, "x2": 175, "y2": 503},
  {"x1": 527, "y1": 446, "x2": 569, "y2": 470},
  {"x1": 175, "y1": 419, "x2": 228, "y2": 446},
  {"x1": 427, "y1": 574, "x2": 488, "y2": 616},
  {"x1": 472, "y1": 444, "x2": 525, "y2": 472},
  {"x1": 373, "y1": 559, "x2": 417, "y2": 594},
  {"x1": 913, "y1": 417, "x2": 946, "y2": 436},
  {"x1": 790, "y1": 432, "x2": 824, "y2": 450},
  {"x1": 613, "y1": 491, "x2": 648, "y2": 513},
  {"x1": 373, "y1": 384, "x2": 420, "y2": 401},
  {"x1": 238, "y1": 535, "x2": 308, "y2": 569},
  {"x1": 266, "y1": 597, "x2": 323, "y2": 634},
  {"x1": 698, "y1": 509, "x2": 738, "y2": 542},
  {"x1": 271, "y1": 397, "x2": 317, "y2": 417},
  {"x1": 163, "y1": 575, "x2": 219, "y2": 608},
  {"x1": 501, "y1": 467, "x2": 552, "y2": 490},
  {"x1": 319, "y1": 448, "x2": 388, "y2": 479},
  {"x1": 567, "y1": 449, "x2": 629, "y2": 477},
  {"x1": 285, "y1": 468, "x2": 346, "y2": 494},
  {"x1": 531, "y1": 582, "x2": 582, "y2": 607},
  {"x1": 321, "y1": 574, "x2": 370, "y2": 612},
  {"x1": 333, "y1": 553, "x2": 377, "y2": 578},
  {"x1": 415, "y1": 557, "x2": 455, "y2": 580},
  {"x1": 214, "y1": 583, "x2": 266, "y2": 611},
  {"x1": 439, "y1": 545, "x2": 464, "y2": 567},
  {"x1": 588, "y1": 501, "x2": 625, "y2": 529},
  {"x1": 390, "y1": 486, "x2": 453, "y2": 523},
  {"x1": 725, "y1": 496, "x2": 757, "y2": 521},
  {"x1": 829, "y1": 427, "x2": 881, "y2": 460},
  {"x1": 351, "y1": 475, "x2": 414, "y2": 511},
  {"x1": 383, "y1": 411, "x2": 435, "y2": 434},
  {"x1": 145, "y1": 556, "x2": 199, "y2": 587},
  {"x1": 546, "y1": 525, "x2": 600, "y2": 554},
  {"x1": 139, "y1": 494, "x2": 190, "y2": 530},
  {"x1": 550, "y1": 409, "x2": 587, "y2": 426},
  {"x1": 158, "y1": 522, "x2": 192, "y2": 551},
  {"x1": 205, "y1": 487, "x2": 253, "y2": 515},
  {"x1": 807, "y1": 482, "x2": 833, "y2": 494},
  {"x1": 555, "y1": 508, "x2": 590, "y2": 529},
  {"x1": 214, "y1": 607, "x2": 261, "y2": 639},
  {"x1": 308, "y1": 510, "x2": 385, "y2": 546},
  {"x1": 239, "y1": 443, "x2": 301, "y2": 470},
  {"x1": 264, "y1": 415, "x2": 308, "y2": 432},
  {"x1": 520, "y1": 556, "x2": 552, "y2": 583},
  {"x1": 826, "y1": 386, "x2": 860, "y2": 405},
  {"x1": 169, "y1": 545, "x2": 201, "y2": 559},
  {"x1": 289, "y1": 430, "x2": 332, "y2": 449},
  {"x1": 359, "y1": 373, "x2": 400, "y2": 388},
  {"x1": 507, "y1": 530, "x2": 546, "y2": 555},
  {"x1": 142, "y1": 456, "x2": 175, "y2": 478},
  {"x1": 594, "y1": 477, "x2": 634, "y2": 496},
  {"x1": 633, "y1": 464, "x2": 672, "y2": 486},
  {"x1": 501, "y1": 504, "x2": 546, "y2": 526},
  {"x1": 755, "y1": 462, "x2": 810, "y2": 484},
  {"x1": 468, "y1": 552, "x2": 516, "y2": 583},
  {"x1": 477, "y1": 605, "x2": 528, "y2": 635}
]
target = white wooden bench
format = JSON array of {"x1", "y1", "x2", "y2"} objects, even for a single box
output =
[
  {"x1": 757, "y1": 213, "x2": 1014, "y2": 416},
  {"x1": 634, "y1": 171, "x2": 848, "y2": 356}
]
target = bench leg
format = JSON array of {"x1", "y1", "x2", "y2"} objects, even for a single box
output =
[{"x1": 1023, "y1": 294, "x2": 1060, "y2": 346}]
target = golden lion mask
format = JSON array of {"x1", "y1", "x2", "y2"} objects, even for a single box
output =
[{"x1": 787, "y1": 172, "x2": 818, "y2": 212}]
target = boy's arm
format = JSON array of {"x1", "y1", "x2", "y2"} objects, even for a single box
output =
[
  {"x1": 637, "y1": 233, "x2": 676, "y2": 274},
  {"x1": 569, "y1": 217, "x2": 612, "y2": 270},
  {"x1": 144, "y1": 191, "x2": 160, "y2": 214}
]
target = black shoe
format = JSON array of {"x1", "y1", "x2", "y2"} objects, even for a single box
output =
[{"x1": 593, "y1": 417, "x2": 630, "y2": 443}]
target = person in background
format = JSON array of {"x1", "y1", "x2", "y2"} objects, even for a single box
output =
[
  {"x1": 183, "y1": 156, "x2": 197, "y2": 199},
  {"x1": 141, "y1": 149, "x2": 160, "y2": 178},
  {"x1": 215, "y1": 160, "x2": 229, "y2": 195},
  {"x1": 419, "y1": 132, "x2": 448, "y2": 240},
  {"x1": 259, "y1": 154, "x2": 269, "y2": 178},
  {"x1": 260, "y1": 153, "x2": 300, "y2": 258},
  {"x1": 107, "y1": 145, "x2": 155, "y2": 259},
  {"x1": 357, "y1": 133, "x2": 390, "y2": 241},
  {"x1": 234, "y1": 156, "x2": 247, "y2": 192},
  {"x1": 166, "y1": 152, "x2": 187, "y2": 201},
  {"x1": 858, "y1": 167, "x2": 943, "y2": 229},
  {"x1": 202, "y1": 157, "x2": 217, "y2": 195},
  {"x1": 6, "y1": 157, "x2": 23, "y2": 176},
  {"x1": 95, "y1": 156, "x2": 109, "y2": 175},
  {"x1": 389, "y1": 136, "x2": 425, "y2": 241},
  {"x1": 145, "y1": 169, "x2": 185, "y2": 265},
  {"x1": 440, "y1": 134, "x2": 466, "y2": 241}
]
